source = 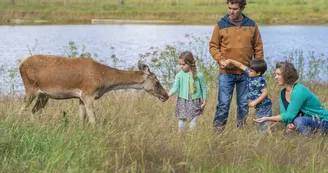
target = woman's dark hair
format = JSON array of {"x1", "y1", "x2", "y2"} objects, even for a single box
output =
[
  {"x1": 226, "y1": 0, "x2": 247, "y2": 9},
  {"x1": 179, "y1": 51, "x2": 197, "y2": 93},
  {"x1": 249, "y1": 59, "x2": 267, "y2": 75},
  {"x1": 276, "y1": 61, "x2": 299, "y2": 85}
]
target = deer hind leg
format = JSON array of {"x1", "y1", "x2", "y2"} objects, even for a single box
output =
[
  {"x1": 82, "y1": 96, "x2": 96, "y2": 124},
  {"x1": 32, "y1": 93, "x2": 49, "y2": 114},
  {"x1": 79, "y1": 99, "x2": 87, "y2": 122},
  {"x1": 20, "y1": 89, "x2": 37, "y2": 113}
]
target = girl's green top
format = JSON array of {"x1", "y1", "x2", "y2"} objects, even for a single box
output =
[
  {"x1": 169, "y1": 71, "x2": 207, "y2": 100},
  {"x1": 279, "y1": 83, "x2": 328, "y2": 125}
]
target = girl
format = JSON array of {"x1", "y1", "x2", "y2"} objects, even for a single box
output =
[{"x1": 168, "y1": 51, "x2": 207, "y2": 132}]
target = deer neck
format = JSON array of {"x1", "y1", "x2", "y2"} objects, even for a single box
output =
[{"x1": 103, "y1": 69, "x2": 145, "y2": 91}]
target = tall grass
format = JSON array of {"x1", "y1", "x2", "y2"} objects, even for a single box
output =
[
  {"x1": 1, "y1": 38, "x2": 328, "y2": 172},
  {"x1": 1, "y1": 87, "x2": 328, "y2": 172}
]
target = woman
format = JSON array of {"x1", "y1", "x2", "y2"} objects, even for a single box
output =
[{"x1": 255, "y1": 61, "x2": 328, "y2": 135}]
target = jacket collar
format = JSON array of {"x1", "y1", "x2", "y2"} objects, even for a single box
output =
[{"x1": 222, "y1": 13, "x2": 249, "y2": 26}]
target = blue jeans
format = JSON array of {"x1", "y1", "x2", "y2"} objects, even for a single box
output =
[
  {"x1": 255, "y1": 103, "x2": 272, "y2": 132},
  {"x1": 213, "y1": 73, "x2": 249, "y2": 128},
  {"x1": 293, "y1": 116, "x2": 328, "y2": 135}
]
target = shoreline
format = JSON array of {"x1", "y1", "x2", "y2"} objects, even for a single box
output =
[
  {"x1": 3, "y1": 18, "x2": 328, "y2": 26},
  {"x1": 1, "y1": 1, "x2": 327, "y2": 26}
]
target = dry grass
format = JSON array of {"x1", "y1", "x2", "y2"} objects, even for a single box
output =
[{"x1": 1, "y1": 81, "x2": 328, "y2": 172}]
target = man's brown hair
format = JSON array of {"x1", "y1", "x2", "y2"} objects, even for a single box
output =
[
  {"x1": 226, "y1": 0, "x2": 247, "y2": 9},
  {"x1": 276, "y1": 61, "x2": 299, "y2": 85}
]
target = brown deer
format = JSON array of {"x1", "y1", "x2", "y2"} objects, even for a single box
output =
[{"x1": 19, "y1": 54, "x2": 169, "y2": 124}]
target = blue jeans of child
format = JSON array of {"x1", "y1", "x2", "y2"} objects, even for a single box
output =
[
  {"x1": 213, "y1": 73, "x2": 249, "y2": 128},
  {"x1": 293, "y1": 116, "x2": 328, "y2": 135},
  {"x1": 255, "y1": 103, "x2": 272, "y2": 132}
]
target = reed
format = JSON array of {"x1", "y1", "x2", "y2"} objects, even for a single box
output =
[
  {"x1": 1, "y1": 36, "x2": 328, "y2": 172},
  {"x1": 1, "y1": 84, "x2": 328, "y2": 172}
]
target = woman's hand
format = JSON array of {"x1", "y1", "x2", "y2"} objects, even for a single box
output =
[
  {"x1": 286, "y1": 123, "x2": 296, "y2": 133},
  {"x1": 200, "y1": 100, "x2": 206, "y2": 109},
  {"x1": 254, "y1": 117, "x2": 268, "y2": 123}
]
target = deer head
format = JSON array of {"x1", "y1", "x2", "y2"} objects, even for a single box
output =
[{"x1": 138, "y1": 61, "x2": 169, "y2": 102}]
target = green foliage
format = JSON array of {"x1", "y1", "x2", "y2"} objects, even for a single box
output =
[
  {"x1": 0, "y1": 64, "x2": 20, "y2": 96},
  {"x1": 321, "y1": 54, "x2": 328, "y2": 79},
  {"x1": 263, "y1": 56, "x2": 275, "y2": 79},
  {"x1": 282, "y1": 49, "x2": 305, "y2": 81},
  {"x1": 279, "y1": 49, "x2": 325, "y2": 82},
  {"x1": 312, "y1": 6, "x2": 320, "y2": 12},
  {"x1": 7, "y1": 67, "x2": 19, "y2": 96},
  {"x1": 183, "y1": 34, "x2": 217, "y2": 84},
  {"x1": 306, "y1": 51, "x2": 322, "y2": 81},
  {"x1": 139, "y1": 45, "x2": 179, "y2": 88},
  {"x1": 62, "y1": 41, "x2": 97, "y2": 58},
  {"x1": 108, "y1": 47, "x2": 126, "y2": 69},
  {"x1": 140, "y1": 34, "x2": 217, "y2": 89}
]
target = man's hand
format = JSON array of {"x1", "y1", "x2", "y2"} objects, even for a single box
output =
[
  {"x1": 219, "y1": 60, "x2": 228, "y2": 69},
  {"x1": 224, "y1": 59, "x2": 231, "y2": 65}
]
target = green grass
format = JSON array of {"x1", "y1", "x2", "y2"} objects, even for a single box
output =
[
  {"x1": 1, "y1": 82, "x2": 328, "y2": 172},
  {"x1": 0, "y1": 0, "x2": 328, "y2": 25}
]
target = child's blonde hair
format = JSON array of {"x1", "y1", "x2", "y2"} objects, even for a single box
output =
[{"x1": 179, "y1": 51, "x2": 197, "y2": 93}]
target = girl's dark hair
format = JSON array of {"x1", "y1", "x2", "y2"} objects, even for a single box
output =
[
  {"x1": 276, "y1": 61, "x2": 299, "y2": 85},
  {"x1": 179, "y1": 51, "x2": 197, "y2": 93},
  {"x1": 249, "y1": 59, "x2": 267, "y2": 75},
  {"x1": 226, "y1": 0, "x2": 247, "y2": 9}
]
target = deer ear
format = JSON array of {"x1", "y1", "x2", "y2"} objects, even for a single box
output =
[
  {"x1": 138, "y1": 61, "x2": 150, "y2": 75},
  {"x1": 143, "y1": 64, "x2": 150, "y2": 75},
  {"x1": 138, "y1": 60, "x2": 143, "y2": 70}
]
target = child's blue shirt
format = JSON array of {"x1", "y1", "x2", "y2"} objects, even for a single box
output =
[{"x1": 246, "y1": 68, "x2": 271, "y2": 108}]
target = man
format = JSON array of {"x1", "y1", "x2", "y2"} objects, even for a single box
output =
[{"x1": 209, "y1": 0, "x2": 264, "y2": 130}]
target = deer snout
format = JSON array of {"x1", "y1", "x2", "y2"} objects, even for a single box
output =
[{"x1": 159, "y1": 94, "x2": 169, "y2": 102}]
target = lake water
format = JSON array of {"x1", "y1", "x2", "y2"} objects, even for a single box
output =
[
  {"x1": 0, "y1": 24, "x2": 328, "y2": 93},
  {"x1": 1, "y1": 24, "x2": 327, "y2": 67}
]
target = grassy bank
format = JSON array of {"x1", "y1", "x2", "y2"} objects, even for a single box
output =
[
  {"x1": 1, "y1": 37, "x2": 328, "y2": 171},
  {"x1": 1, "y1": 0, "x2": 328, "y2": 25},
  {"x1": 1, "y1": 83, "x2": 328, "y2": 172}
]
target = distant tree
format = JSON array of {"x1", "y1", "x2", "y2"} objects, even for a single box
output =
[
  {"x1": 120, "y1": 0, "x2": 124, "y2": 5},
  {"x1": 64, "y1": 0, "x2": 67, "y2": 6},
  {"x1": 176, "y1": 0, "x2": 179, "y2": 6},
  {"x1": 10, "y1": 0, "x2": 15, "y2": 5}
]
